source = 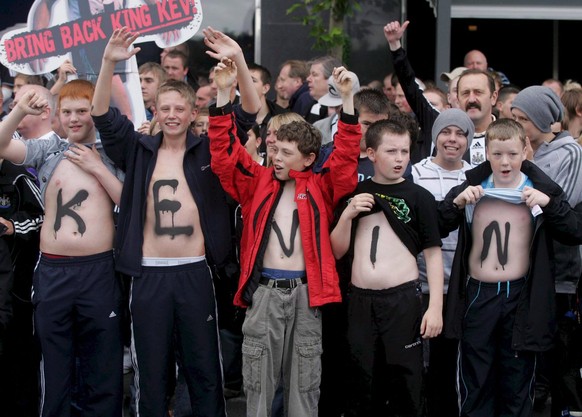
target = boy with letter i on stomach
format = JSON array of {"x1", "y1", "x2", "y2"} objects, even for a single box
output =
[{"x1": 330, "y1": 119, "x2": 444, "y2": 417}]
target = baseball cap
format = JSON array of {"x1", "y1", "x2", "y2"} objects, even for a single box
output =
[
  {"x1": 318, "y1": 72, "x2": 361, "y2": 107},
  {"x1": 440, "y1": 66, "x2": 468, "y2": 83}
]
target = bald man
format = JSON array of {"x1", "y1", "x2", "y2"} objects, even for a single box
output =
[
  {"x1": 12, "y1": 85, "x2": 55, "y2": 140},
  {"x1": 463, "y1": 49, "x2": 510, "y2": 86}
]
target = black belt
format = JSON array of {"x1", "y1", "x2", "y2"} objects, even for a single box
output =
[{"x1": 259, "y1": 276, "x2": 307, "y2": 289}]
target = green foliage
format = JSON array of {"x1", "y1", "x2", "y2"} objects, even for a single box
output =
[{"x1": 286, "y1": 0, "x2": 360, "y2": 59}]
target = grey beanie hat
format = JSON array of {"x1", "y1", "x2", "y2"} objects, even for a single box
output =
[
  {"x1": 511, "y1": 86, "x2": 564, "y2": 133},
  {"x1": 431, "y1": 108, "x2": 475, "y2": 146}
]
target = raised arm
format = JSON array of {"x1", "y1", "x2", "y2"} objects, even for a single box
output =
[
  {"x1": 203, "y1": 27, "x2": 261, "y2": 115},
  {"x1": 333, "y1": 66, "x2": 356, "y2": 115},
  {"x1": 323, "y1": 67, "x2": 361, "y2": 204},
  {"x1": 208, "y1": 61, "x2": 261, "y2": 204},
  {"x1": 0, "y1": 90, "x2": 43, "y2": 163},
  {"x1": 92, "y1": 27, "x2": 141, "y2": 117},
  {"x1": 50, "y1": 59, "x2": 77, "y2": 97},
  {"x1": 384, "y1": 19, "x2": 408, "y2": 51},
  {"x1": 384, "y1": 21, "x2": 440, "y2": 159},
  {"x1": 213, "y1": 58, "x2": 237, "y2": 108}
]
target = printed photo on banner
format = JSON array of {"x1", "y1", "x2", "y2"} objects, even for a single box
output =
[{"x1": 0, "y1": 0, "x2": 203, "y2": 126}]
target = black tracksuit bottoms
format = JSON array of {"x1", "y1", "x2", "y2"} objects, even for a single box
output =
[
  {"x1": 459, "y1": 277, "x2": 536, "y2": 417},
  {"x1": 129, "y1": 259, "x2": 226, "y2": 417},
  {"x1": 33, "y1": 251, "x2": 124, "y2": 417}
]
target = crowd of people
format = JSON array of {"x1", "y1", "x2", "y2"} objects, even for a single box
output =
[{"x1": 0, "y1": 17, "x2": 581, "y2": 417}]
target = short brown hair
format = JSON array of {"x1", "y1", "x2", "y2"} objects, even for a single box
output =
[
  {"x1": 139, "y1": 62, "x2": 167, "y2": 83},
  {"x1": 485, "y1": 118, "x2": 526, "y2": 147},
  {"x1": 457, "y1": 69, "x2": 496, "y2": 95},
  {"x1": 365, "y1": 119, "x2": 410, "y2": 151},
  {"x1": 163, "y1": 50, "x2": 188, "y2": 68},
  {"x1": 277, "y1": 120, "x2": 322, "y2": 160},
  {"x1": 562, "y1": 88, "x2": 582, "y2": 131},
  {"x1": 354, "y1": 88, "x2": 395, "y2": 116},
  {"x1": 156, "y1": 79, "x2": 196, "y2": 109},
  {"x1": 280, "y1": 60, "x2": 309, "y2": 82}
]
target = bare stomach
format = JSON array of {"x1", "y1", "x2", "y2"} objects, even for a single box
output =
[
  {"x1": 351, "y1": 212, "x2": 418, "y2": 289},
  {"x1": 468, "y1": 198, "x2": 532, "y2": 282},
  {"x1": 40, "y1": 214, "x2": 115, "y2": 256},
  {"x1": 142, "y1": 221, "x2": 205, "y2": 258}
]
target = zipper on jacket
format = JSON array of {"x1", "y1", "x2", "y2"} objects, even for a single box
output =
[{"x1": 307, "y1": 188, "x2": 323, "y2": 282}]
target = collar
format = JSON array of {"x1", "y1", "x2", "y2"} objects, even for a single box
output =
[{"x1": 139, "y1": 130, "x2": 202, "y2": 152}]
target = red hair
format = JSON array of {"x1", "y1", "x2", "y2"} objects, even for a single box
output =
[{"x1": 58, "y1": 79, "x2": 95, "y2": 109}]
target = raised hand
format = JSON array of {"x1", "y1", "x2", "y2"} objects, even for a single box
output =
[
  {"x1": 214, "y1": 58, "x2": 238, "y2": 92},
  {"x1": 383, "y1": 20, "x2": 410, "y2": 50},
  {"x1": 137, "y1": 121, "x2": 152, "y2": 135},
  {"x1": 16, "y1": 90, "x2": 48, "y2": 116},
  {"x1": 333, "y1": 66, "x2": 357, "y2": 98},
  {"x1": 103, "y1": 27, "x2": 141, "y2": 63},
  {"x1": 57, "y1": 59, "x2": 77, "y2": 82},
  {"x1": 203, "y1": 27, "x2": 242, "y2": 61}
]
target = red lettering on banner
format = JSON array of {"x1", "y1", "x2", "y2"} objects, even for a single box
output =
[
  {"x1": 157, "y1": 0, "x2": 185, "y2": 22},
  {"x1": 110, "y1": 10, "x2": 122, "y2": 30},
  {"x1": 4, "y1": 31, "x2": 55, "y2": 62},
  {"x1": 2, "y1": 1, "x2": 202, "y2": 67},
  {"x1": 60, "y1": 26, "x2": 73, "y2": 49},
  {"x1": 156, "y1": 0, "x2": 172, "y2": 22},
  {"x1": 90, "y1": 16, "x2": 107, "y2": 40},
  {"x1": 110, "y1": 6, "x2": 153, "y2": 31},
  {"x1": 72, "y1": 22, "x2": 86, "y2": 45},
  {"x1": 60, "y1": 17, "x2": 107, "y2": 48},
  {"x1": 167, "y1": 0, "x2": 181, "y2": 19},
  {"x1": 5, "y1": 38, "x2": 25, "y2": 62},
  {"x1": 179, "y1": 0, "x2": 192, "y2": 16}
]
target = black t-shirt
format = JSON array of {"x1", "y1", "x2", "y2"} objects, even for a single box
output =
[{"x1": 354, "y1": 178, "x2": 442, "y2": 257}]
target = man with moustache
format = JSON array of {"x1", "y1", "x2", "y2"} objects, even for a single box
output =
[{"x1": 456, "y1": 69, "x2": 498, "y2": 166}]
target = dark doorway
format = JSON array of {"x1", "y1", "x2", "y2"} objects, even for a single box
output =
[{"x1": 405, "y1": 0, "x2": 580, "y2": 89}]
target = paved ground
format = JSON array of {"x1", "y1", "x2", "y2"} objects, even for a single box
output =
[
  {"x1": 225, "y1": 394, "x2": 246, "y2": 416},
  {"x1": 122, "y1": 375, "x2": 553, "y2": 417},
  {"x1": 224, "y1": 392, "x2": 553, "y2": 417}
]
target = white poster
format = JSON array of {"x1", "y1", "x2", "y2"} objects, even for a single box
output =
[{"x1": 0, "y1": 0, "x2": 203, "y2": 126}]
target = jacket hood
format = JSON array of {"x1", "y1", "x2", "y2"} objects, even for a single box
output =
[{"x1": 534, "y1": 131, "x2": 576, "y2": 158}]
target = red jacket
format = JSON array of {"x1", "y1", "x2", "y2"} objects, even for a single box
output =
[{"x1": 209, "y1": 104, "x2": 361, "y2": 307}]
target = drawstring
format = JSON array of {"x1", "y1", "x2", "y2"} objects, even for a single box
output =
[{"x1": 496, "y1": 281, "x2": 511, "y2": 298}]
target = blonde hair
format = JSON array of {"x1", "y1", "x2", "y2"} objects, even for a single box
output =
[
  {"x1": 156, "y1": 79, "x2": 196, "y2": 109},
  {"x1": 267, "y1": 112, "x2": 304, "y2": 132},
  {"x1": 265, "y1": 113, "x2": 304, "y2": 167},
  {"x1": 485, "y1": 118, "x2": 527, "y2": 148}
]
